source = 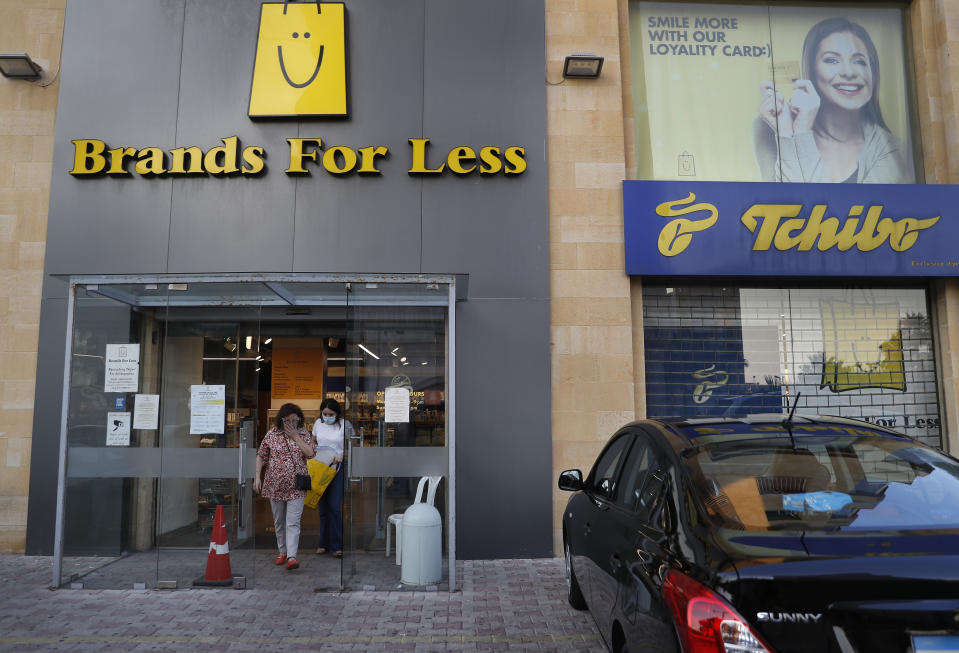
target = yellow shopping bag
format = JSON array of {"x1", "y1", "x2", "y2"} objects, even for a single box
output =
[
  {"x1": 304, "y1": 458, "x2": 338, "y2": 509},
  {"x1": 248, "y1": 1, "x2": 349, "y2": 118}
]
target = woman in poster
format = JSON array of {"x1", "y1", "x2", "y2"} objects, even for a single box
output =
[{"x1": 754, "y1": 17, "x2": 912, "y2": 183}]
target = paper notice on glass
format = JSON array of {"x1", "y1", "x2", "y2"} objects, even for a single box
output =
[
  {"x1": 133, "y1": 394, "x2": 159, "y2": 430},
  {"x1": 104, "y1": 344, "x2": 140, "y2": 392},
  {"x1": 384, "y1": 386, "x2": 410, "y2": 423},
  {"x1": 190, "y1": 385, "x2": 225, "y2": 434},
  {"x1": 106, "y1": 412, "x2": 131, "y2": 446}
]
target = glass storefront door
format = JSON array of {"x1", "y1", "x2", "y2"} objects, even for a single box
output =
[
  {"x1": 53, "y1": 275, "x2": 454, "y2": 591},
  {"x1": 342, "y1": 283, "x2": 452, "y2": 590}
]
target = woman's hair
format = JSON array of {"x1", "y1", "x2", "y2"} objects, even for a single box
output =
[
  {"x1": 274, "y1": 403, "x2": 305, "y2": 430},
  {"x1": 800, "y1": 17, "x2": 888, "y2": 133},
  {"x1": 319, "y1": 397, "x2": 342, "y2": 423}
]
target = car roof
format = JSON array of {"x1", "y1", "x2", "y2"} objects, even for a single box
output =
[{"x1": 622, "y1": 413, "x2": 911, "y2": 454}]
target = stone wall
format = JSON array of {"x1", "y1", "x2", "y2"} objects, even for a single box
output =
[
  {"x1": 547, "y1": 0, "x2": 959, "y2": 556},
  {"x1": 0, "y1": 0, "x2": 62, "y2": 553}
]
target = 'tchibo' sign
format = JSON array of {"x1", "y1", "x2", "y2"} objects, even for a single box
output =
[{"x1": 68, "y1": 136, "x2": 527, "y2": 178}]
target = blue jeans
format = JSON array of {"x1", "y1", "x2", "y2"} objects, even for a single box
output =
[{"x1": 317, "y1": 468, "x2": 343, "y2": 552}]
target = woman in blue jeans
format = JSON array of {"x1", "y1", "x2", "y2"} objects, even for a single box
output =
[{"x1": 312, "y1": 398, "x2": 353, "y2": 557}]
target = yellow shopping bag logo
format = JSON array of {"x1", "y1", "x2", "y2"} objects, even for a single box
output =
[{"x1": 248, "y1": 1, "x2": 348, "y2": 119}]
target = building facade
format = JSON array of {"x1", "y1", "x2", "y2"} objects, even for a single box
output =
[{"x1": 2, "y1": 0, "x2": 959, "y2": 592}]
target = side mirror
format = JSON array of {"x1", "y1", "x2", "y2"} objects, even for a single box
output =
[{"x1": 558, "y1": 469, "x2": 583, "y2": 491}]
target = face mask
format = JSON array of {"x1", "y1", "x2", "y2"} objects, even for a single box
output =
[{"x1": 322, "y1": 415, "x2": 336, "y2": 425}]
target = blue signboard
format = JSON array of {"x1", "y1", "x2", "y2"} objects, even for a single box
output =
[{"x1": 623, "y1": 180, "x2": 959, "y2": 276}]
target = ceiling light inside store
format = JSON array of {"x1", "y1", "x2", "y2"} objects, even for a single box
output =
[
  {"x1": 421, "y1": 361, "x2": 428, "y2": 365},
  {"x1": 358, "y1": 344, "x2": 380, "y2": 360},
  {"x1": 224, "y1": 338, "x2": 236, "y2": 352},
  {"x1": 245, "y1": 336, "x2": 253, "y2": 350},
  {"x1": 264, "y1": 338, "x2": 272, "y2": 345},
  {"x1": 400, "y1": 357, "x2": 407, "y2": 362},
  {"x1": 391, "y1": 348, "x2": 399, "y2": 356}
]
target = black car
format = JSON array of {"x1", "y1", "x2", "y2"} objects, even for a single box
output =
[{"x1": 559, "y1": 414, "x2": 959, "y2": 653}]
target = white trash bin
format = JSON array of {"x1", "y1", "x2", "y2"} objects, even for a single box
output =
[{"x1": 400, "y1": 503, "x2": 442, "y2": 585}]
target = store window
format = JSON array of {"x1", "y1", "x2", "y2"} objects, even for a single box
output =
[
  {"x1": 642, "y1": 284, "x2": 942, "y2": 448},
  {"x1": 629, "y1": 2, "x2": 919, "y2": 184}
]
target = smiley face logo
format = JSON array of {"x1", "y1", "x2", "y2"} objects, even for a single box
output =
[
  {"x1": 278, "y1": 27, "x2": 323, "y2": 88},
  {"x1": 249, "y1": 1, "x2": 348, "y2": 118}
]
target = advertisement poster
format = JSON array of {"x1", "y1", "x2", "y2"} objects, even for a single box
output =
[
  {"x1": 190, "y1": 385, "x2": 225, "y2": 434},
  {"x1": 631, "y1": 3, "x2": 914, "y2": 183},
  {"x1": 272, "y1": 347, "x2": 324, "y2": 400},
  {"x1": 104, "y1": 344, "x2": 140, "y2": 392},
  {"x1": 133, "y1": 394, "x2": 160, "y2": 430},
  {"x1": 106, "y1": 411, "x2": 131, "y2": 446}
]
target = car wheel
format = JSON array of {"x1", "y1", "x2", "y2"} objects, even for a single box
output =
[{"x1": 565, "y1": 541, "x2": 587, "y2": 610}]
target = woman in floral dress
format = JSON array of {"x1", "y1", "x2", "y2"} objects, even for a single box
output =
[{"x1": 254, "y1": 403, "x2": 315, "y2": 570}]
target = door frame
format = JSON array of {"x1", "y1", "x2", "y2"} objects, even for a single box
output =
[{"x1": 51, "y1": 272, "x2": 461, "y2": 592}]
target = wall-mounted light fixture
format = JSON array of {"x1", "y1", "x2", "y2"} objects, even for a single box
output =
[
  {"x1": 0, "y1": 53, "x2": 43, "y2": 81},
  {"x1": 562, "y1": 54, "x2": 604, "y2": 79}
]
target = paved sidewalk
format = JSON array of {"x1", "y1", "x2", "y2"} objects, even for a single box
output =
[{"x1": 0, "y1": 555, "x2": 605, "y2": 652}]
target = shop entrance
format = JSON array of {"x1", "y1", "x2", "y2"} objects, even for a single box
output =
[{"x1": 52, "y1": 275, "x2": 456, "y2": 591}]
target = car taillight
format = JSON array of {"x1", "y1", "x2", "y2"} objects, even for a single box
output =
[{"x1": 663, "y1": 569, "x2": 775, "y2": 653}]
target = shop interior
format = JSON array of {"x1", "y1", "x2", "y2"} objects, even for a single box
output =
[{"x1": 58, "y1": 280, "x2": 451, "y2": 590}]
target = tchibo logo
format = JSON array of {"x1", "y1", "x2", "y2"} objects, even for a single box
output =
[{"x1": 249, "y1": 0, "x2": 349, "y2": 119}]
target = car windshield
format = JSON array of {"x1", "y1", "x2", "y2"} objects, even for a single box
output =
[{"x1": 682, "y1": 423, "x2": 959, "y2": 532}]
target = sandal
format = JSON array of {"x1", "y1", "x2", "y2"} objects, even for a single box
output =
[
  {"x1": 274, "y1": 554, "x2": 287, "y2": 565},
  {"x1": 315, "y1": 548, "x2": 327, "y2": 555},
  {"x1": 285, "y1": 557, "x2": 299, "y2": 570},
  {"x1": 332, "y1": 551, "x2": 343, "y2": 558}
]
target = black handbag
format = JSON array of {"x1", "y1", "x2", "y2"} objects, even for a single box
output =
[{"x1": 283, "y1": 433, "x2": 312, "y2": 491}]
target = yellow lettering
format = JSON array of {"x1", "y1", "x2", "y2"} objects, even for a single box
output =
[
  {"x1": 70, "y1": 139, "x2": 108, "y2": 175},
  {"x1": 656, "y1": 192, "x2": 719, "y2": 256},
  {"x1": 106, "y1": 147, "x2": 137, "y2": 175},
  {"x1": 169, "y1": 146, "x2": 204, "y2": 174},
  {"x1": 816, "y1": 210, "x2": 860, "y2": 251},
  {"x1": 357, "y1": 145, "x2": 388, "y2": 174},
  {"x1": 796, "y1": 205, "x2": 827, "y2": 251},
  {"x1": 740, "y1": 204, "x2": 802, "y2": 250},
  {"x1": 479, "y1": 146, "x2": 502, "y2": 175},
  {"x1": 447, "y1": 146, "x2": 477, "y2": 175},
  {"x1": 241, "y1": 146, "x2": 265, "y2": 175},
  {"x1": 504, "y1": 146, "x2": 527, "y2": 175},
  {"x1": 286, "y1": 138, "x2": 322, "y2": 174},
  {"x1": 772, "y1": 217, "x2": 807, "y2": 251},
  {"x1": 203, "y1": 136, "x2": 239, "y2": 174},
  {"x1": 889, "y1": 216, "x2": 941, "y2": 251},
  {"x1": 744, "y1": 202, "x2": 941, "y2": 253},
  {"x1": 408, "y1": 138, "x2": 445, "y2": 175},
  {"x1": 322, "y1": 145, "x2": 358, "y2": 175},
  {"x1": 135, "y1": 147, "x2": 167, "y2": 175}
]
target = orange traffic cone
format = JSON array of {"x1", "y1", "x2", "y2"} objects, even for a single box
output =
[{"x1": 194, "y1": 505, "x2": 233, "y2": 587}]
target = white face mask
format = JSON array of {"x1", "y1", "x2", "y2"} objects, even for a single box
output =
[{"x1": 322, "y1": 415, "x2": 336, "y2": 425}]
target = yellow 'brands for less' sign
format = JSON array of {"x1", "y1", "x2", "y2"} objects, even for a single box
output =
[{"x1": 66, "y1": 1, "x2": 527, "y2": 179}]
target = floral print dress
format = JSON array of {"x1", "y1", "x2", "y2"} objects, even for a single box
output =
[{"x1": 257, "y1": 426, "x2": 313, "y2": 501}]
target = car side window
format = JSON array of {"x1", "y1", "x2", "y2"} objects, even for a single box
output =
[
  {"x1": 589, "y1": 434, "x2": 632, "y2": 500},
  {"x1": 616, "y1": 436, "x2": 654, "y2": 511}
]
